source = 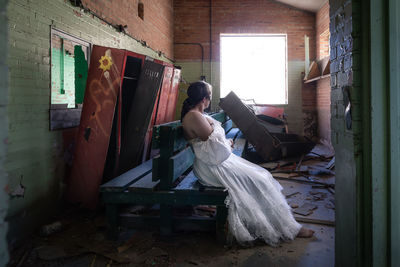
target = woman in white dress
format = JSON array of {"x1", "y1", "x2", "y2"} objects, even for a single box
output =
[{"x1": 181, "y1": 81, "x2": 314, "y2": 246}]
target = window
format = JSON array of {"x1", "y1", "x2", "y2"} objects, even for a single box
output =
[
  {"x1": 50, "y1": 29, "x2": 90, "y2": 130},
  {"x1": 220, "y1": 34, "x2": 287, "y2": 104}
]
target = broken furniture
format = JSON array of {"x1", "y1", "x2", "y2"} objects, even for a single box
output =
[
  {"x1": 101, "y1": 112, "x2": 244, "y2": 243},
  {"x1": 66, "y1": 45, "x2": 180, "y2": 209},
  {"x1": 252, "y1": 104, "x2": 287, "y2": 133},
  {"x1": 219, "y1": 91, "x2": 315, "y2": 162}
]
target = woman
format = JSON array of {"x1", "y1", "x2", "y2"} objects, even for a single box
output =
[{"x1": 181, "y1": 81, "x2": 314, "y2": 246}]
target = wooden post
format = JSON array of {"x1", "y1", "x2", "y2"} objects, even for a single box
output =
[
  {"x1": 160, "y1": 204, "x2": 173, "y2": 235},
  {"x1": 106, "y1": 204, "x2": 119, "y2": 240},
  {"x1": 216, "y1": 205, "x2": 228, "y2": 244}
]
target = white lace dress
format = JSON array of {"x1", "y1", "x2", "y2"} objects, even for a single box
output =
[{"x1": 189, "y1": 115, "x2": 302, "y2": 246}]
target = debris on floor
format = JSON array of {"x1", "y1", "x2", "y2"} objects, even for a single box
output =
[
  {"x1": 258, "y1": 143, "x2": 336, "y2": 227},
  {"x1": 7, "y1": 143, "x2": 336, "y2": 267},
  {"x1": 293, "y1": 203, "x2": 318, "y2": 216}
]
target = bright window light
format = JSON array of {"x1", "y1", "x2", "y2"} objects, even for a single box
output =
[{"x1": 220, "y1": 34, "x2": 287, "y2": 104}]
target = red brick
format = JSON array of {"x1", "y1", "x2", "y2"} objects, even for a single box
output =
[
  {"x1": 81, "y1": 0, "x2": 174, "y2": 59},
  {"x1": 174, "y1": 0, "x2": 316, "y2": 61}
]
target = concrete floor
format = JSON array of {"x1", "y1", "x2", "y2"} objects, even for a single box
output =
[
  {"x1": 9, "y1": 222, "x2": 333, "y2": 267},
  {"x1": 9, "y1": 188, "x2": 334, "y2": 266},
  {"x1": 9, "y1": 148, "x2": 335, "y2": 267}
]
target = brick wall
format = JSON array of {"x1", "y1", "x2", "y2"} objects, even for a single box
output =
[
  {"x1": 5, "y1": 0, "x2": 173, "y2": 245},
  {"x1": 316, "y1": 2, "x2": 331, "y2": 143},
  {"x1": 302, "y1": 81, "x2": 317, "y2": 139},
  {"x1": 329, "y1": 0, "x2": 358, "y2": 265},
  {"x1": 82, "y1": 0, "x2": 174, "y2": 59},
  {"x1": 174, "y1": 0, "x2": 316, "y2": 62},
  {"x1": 0, "y1": 0, "x2": 9, "y2": 263},
  {"x1": 317, "y1": 2, "x2": 330, "y2": 59},
  {"x1": 174, "y1": 0, "x2": 316, "y2": 135}
]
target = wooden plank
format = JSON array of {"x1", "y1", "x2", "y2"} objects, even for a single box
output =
[
  {"x1": 304, "y1": 74, "x2": 330, "y2": 83},
  {"x1": 160, "y1": 204, "x2": 173, "y2": 235},
  {"x1": 225, "y1": 128, "x2": 240, "y2": 139},
  {"x1": 102, "y1": 191, "x2": 226, "y2": 205},
  {"x1": 128, "y1": 172, "x2": 159, "y2": 191},
  {"x1": 211, "y1": 112, "x2": 226, "y2": 123},
  {"x1": 169, "y1": 146, "x2": 195, "y2": 184},
  {"x1": 216, "y1": 206, "x2": 228, "y2": 244},
  {"x1": 158, "y1": 126, "x2": 175, "y2": 157},
  {"x1": 294, "y1": 216, "x2": 335, "y2": 226},
  {"x1": 221, "y1": 119, "x2": 233, "y2": 133},
  {"x1": 106, "y1": 204, "x2": 119, "y2": 239},
  {"x1": 173, "y1": 171, "x2": 226, "y2": 194},
  {"x1": 322, "y1": 60, "x2": 330, "y2": 75},
  {"x1": 119, "y1": 213, "x2": 216, "y2": 232},
  {"x1": 174, "y1": 171, "x2": 200, "y2": 191},
  {"x1": 304, "y1": 60, "x2": 320, "y2": 80},
  {"x1": 152, "y1": 125, "x2": 187, "y2": 155},
  {"x1": 159, "y1": 126, "x2": 187, "y2": 157},
  {"x1": 152, "y1": 156, "x2": 160, "y2": 182},
  {"x1": 101, "y1": 159, "x2": 152, "y2": 192}
]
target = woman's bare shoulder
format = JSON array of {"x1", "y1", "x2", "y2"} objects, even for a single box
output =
[
  {"x1": 182, "y1": 111, "x2": 212, "y2": 141},
  {"x1": 183, "y1": 110, "x2": 205, "y2": 123}
]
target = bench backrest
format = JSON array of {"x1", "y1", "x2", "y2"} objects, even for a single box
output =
[{"x1": 152, "y1": 112, "x2": 232, "y2": 190}]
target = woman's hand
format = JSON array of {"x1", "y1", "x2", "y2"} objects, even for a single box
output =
[{"x1": 228, "y1": 138, "x2": 234, "y2": 148}]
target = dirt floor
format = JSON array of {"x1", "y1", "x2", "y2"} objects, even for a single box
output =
[{"x1": 8, "y1": 145, "x2": 335, "y2": 267}]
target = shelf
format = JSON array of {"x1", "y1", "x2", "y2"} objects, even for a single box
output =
[
  {"x1": 303, "y1": 56, "x2": 330, "y2": 83},
  {"x1": 304, "y1": 74, "x2": 330, "y2": 83}
]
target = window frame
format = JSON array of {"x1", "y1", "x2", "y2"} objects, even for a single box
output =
[{"x1": 49, "y1": 28, "x2": 91, "y2": 130}]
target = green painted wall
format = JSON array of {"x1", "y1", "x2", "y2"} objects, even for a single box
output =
[
  {"x1": 5, "y1": 0, "x2": 171, "y2": 245},
  {"x1": 175, "y1": 60, "x2": 307, "y2": 136},
  {"x1": 369, "y1": 0, "x2": 400, "y2": 265},
  {"x1": 51, "y1": 48, "x2": 76, "y2": 107},
  {"x1": 388, "y1": 1, "x2": 400, "y2": 265},
  {"x1": 74, "y1": 46, "x2": 87, "y2": 105},
  {"x1": 0, "y1": 0, "x2": 9, "y2": 264}
]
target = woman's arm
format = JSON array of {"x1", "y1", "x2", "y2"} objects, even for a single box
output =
[{"x1": 183, "y1": 112, "x2": 213, "y2": 141}]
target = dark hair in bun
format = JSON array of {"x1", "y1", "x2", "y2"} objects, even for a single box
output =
[{"x1": 180, "y1": 81, "x2": 212, "y2": 121}]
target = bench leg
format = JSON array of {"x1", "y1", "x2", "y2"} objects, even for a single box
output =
[
  {"x1": 216, "y1": 205, "x2": 228, "y2": 244},
  {"x1": 106, "y1": 204, "x2": 119, "y2": 240},
  {"x1": 160, "y1": 204, "x2": 173, "y2": 235}
]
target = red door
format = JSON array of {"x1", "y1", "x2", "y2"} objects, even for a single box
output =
[{"x1": 66, "y1": 45, "x2": 125, "y2": 209}]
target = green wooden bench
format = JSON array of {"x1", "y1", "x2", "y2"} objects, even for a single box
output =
[{"x1": 100, "y1": 112, "x2": 245, "y2": 242}]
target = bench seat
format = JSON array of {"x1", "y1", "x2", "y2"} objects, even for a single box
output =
[{"x1": 101, "y1": 112, "x2": 245, "y2": 242}]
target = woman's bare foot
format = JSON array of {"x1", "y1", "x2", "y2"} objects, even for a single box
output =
[{"x1": 297, "y1": 227, "x2": 315, "y2": 238}]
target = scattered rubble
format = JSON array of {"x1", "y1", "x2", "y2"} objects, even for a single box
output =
[{"x1": 293, "y1": 203, "x2": 318, "y2": 216}]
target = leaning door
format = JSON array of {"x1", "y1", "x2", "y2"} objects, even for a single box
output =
[
  {"x1": 119, "y1": 60, "x2": 165, "y2": 174},
  {"x1": 66, "y1": 45, "x2": 125, "y2": 209}
]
